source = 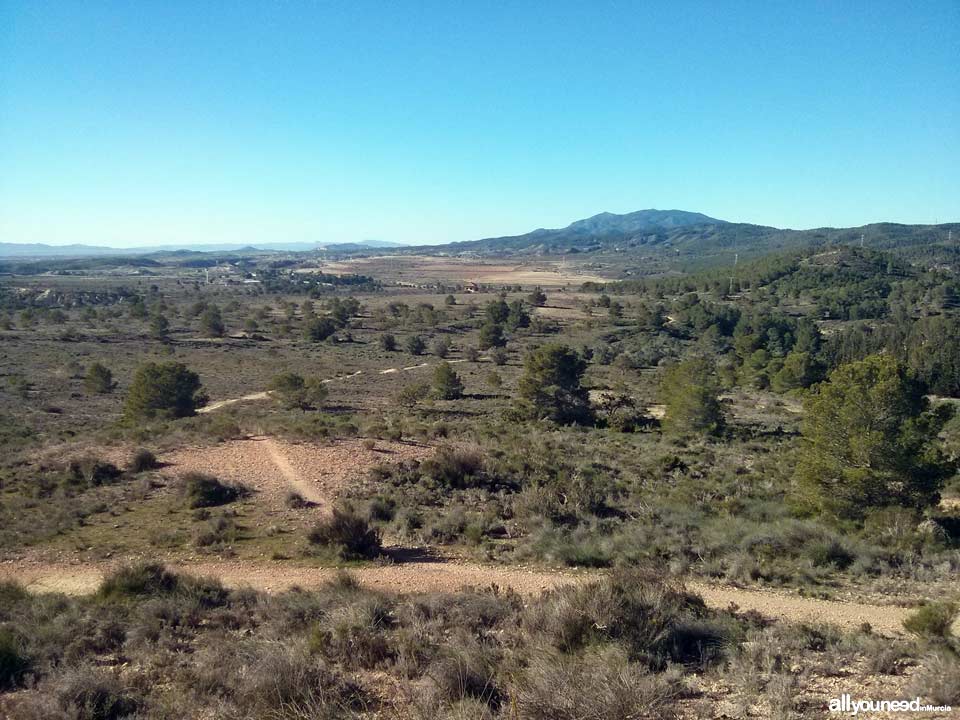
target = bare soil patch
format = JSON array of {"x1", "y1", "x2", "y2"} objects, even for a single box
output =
[{"x1": 159, "y1": 436, "x2": 432, "y2": 513}]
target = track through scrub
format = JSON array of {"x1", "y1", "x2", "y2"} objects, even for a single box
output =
[
  {"x1": 200, "y1": 358, "x2": 477, "y2": 412},
  {"x1": 0, "y1": 559, "x2": 924, "y2": 636}
]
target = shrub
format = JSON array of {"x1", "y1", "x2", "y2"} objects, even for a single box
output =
[
  {"x1": 97, "y1": 563, "x2": 178, "y2": 601},
  {"x1": 310, "y1": 596, "x2": 395, "y2": 669},
  {"x1": 304, "y1": 317, "x2": 337, "y2": 342},
  {"x1": 421, "y1": 445, "x2": 486, "y2": 489},
  {"x1": 97, "y1": 564, "x2": 228, "y2": 609},
  {"x1": 404, "y1": 335, "x2": 426, "y2": 355},
  {"x1": 805, "y1": 540, "x2": 855, "y2": 569},
  {"x1": 0, "y1": 628, "x2": 29, "y2": 690},
  {"x1": 286, "y1": 491, "x2": 313, "y2": 509},
  {"x1": 368, "y1": 495, "x2": 396, "y2": 522},
  {"x1": 424, "y1": 642, "x2": 501, "y2": 709},
  {"x1": 397, "y1": 382, "x2": 430, "y2": 407},
  {"x1": 200, "y1": 305, "x2": 225, "y2": 337},
  {"x1": 83, "y1": 363, "x2": 114, "y2": 394},
  {"x1": 123, "y1": 361, "x2": 204, "y2": 420},
  {"x1": 128, "y1": 448, "x2": 159, "y2": 474},
  {"x1": 515, "y1": 646, "x2": 682, "y2": 720},
  {"x1": 194, "y1": 514, "x2": 239, "y2": 547},
  {"x1": 432, "y1": 337, "x2": 451, "y2": 358},
  {"x1": 380, "y1": 333, "x2": 397, "y2": 351},
  {"x1": 53, "y1": 664, "x2": 141, "y2": 720},
  {"x1": 524, "y1": 570, "x2": 726, "y2": 670},
  {"x1": 224, "y1": 641, "x2": 367, "y2": 717},
  {"x1": 269, "y1": 372, "x2": 328, "y2": 410},
  {"x1": 65, "y1": 458, "x2": 123, "y2": 488},
  {"x1": 478, "y1": 321, "x2": 505, "y2": 350},
  {"x1": 183, "y1": 472, "x2": 249, "y2": 508},
  {"x1": 308, "y1": 506, "x2": 382, "y2": 559},
  {"x1": 908, "y1": 652, "x2": 960, "y2": 705},
  {"x1": 903, "y1": 601, "x2": 958, "y2": 639}
]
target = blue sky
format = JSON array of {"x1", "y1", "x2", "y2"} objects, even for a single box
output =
[{"x1": 1, "y1": 1, "x2": 957, "y2": 247}]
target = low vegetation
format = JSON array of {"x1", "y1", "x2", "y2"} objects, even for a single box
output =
[{"x1": 2, "y1": 239, "x2": 960, "y2": 715}]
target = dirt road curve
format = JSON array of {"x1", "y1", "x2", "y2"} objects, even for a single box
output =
[{"x1": 0, "y1": 560, "x2": 918, "y2": 636}]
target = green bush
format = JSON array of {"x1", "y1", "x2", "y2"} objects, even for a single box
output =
[
  {"x1": 515, "y1": 646, "x2": 682, "y2": 720},
  {"x1": 128, "y1": 448, "x2": 159, "y2": 474},
  {"x1": 83, "y1": 362, "x2": 114, "y2": 394},
  {"x1": 200, "y1": 305, "x2": 225, "y2": 337},
  {"x1": 65, "y1": 458, "x2": 123, "y2": 488},
  {"x1": 903, "y1": 601, "x2": 958, "y2": 639},
  {"x1": 404, "y1": 335, "x2": 426, "y2": 355},
  {"x1": 97, "y1": 563, "x2": 178, "y2": 601},
  {"x1": 380, "y1": 333, "x2": 397, "y2": 351},
  {"x1": 805, "y1": 540, "x2": 855, "y2": 569},
  {"x1": 525, "y1": 570, "x2": 728, "y2": 670},
  {"x1": 308, "y1": 506, "x2": 382, "y2": 559},
  {"x1": 183, "y1": 472, "x2": 249, "y2": 508},
  {"x1": 303, "y1": 317, "x2": 337, "y2": 342},
  {"x1": 269, "y1": 372, "x2": 328, "y2": 410},
  {"x1": 97, "y1": 564, "x2": 229, "y2": 609},
  {"x1": 421, "y1": 445, "x2": 486, "y2": 490}
]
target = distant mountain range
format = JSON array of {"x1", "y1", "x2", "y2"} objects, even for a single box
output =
[
  {"x1": 435, "y1": 209, "x2": 732, "y2": 253},
  {"x1": 0, "y1": 239, "x2": 405, "y2": 258},
  {"x1": 418, "y1": 209, "x2": 959, "y2": 263},
  {"x1": 1, "y1": 209, "x2": 957, "y2": 264}
]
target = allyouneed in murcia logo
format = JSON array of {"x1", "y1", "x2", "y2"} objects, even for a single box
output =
[{"x1": 829, "y1": 695, "x2": 952, "y2": 715}]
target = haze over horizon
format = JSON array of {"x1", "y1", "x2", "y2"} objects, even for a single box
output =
[{"x1": 1, "y1": 1, "x2": 958, "y2": 248}]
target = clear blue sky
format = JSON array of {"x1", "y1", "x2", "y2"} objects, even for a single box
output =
[{"x1": 1, "y1": 1, "x2": 958, "y2": 247}]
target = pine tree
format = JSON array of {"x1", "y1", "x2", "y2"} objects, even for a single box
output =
[
  {"x1": 517, "y1": 344, "x2": 592, "y2": 424},
  {"x1": 124, "y1": 362, "x2": 204, "y2": 420},
  {"x1": 659, "y1": 356, "x2": 724, "y2": 435},
  {"x1": 432, "y1": 362, "x2": 464, "y2": 400},
  {"x1": 793, "y1": 354, "x2": 954, "y2": 521}
]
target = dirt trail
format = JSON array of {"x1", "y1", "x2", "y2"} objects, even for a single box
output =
[
  {"x1": 200, "y1": 358, "x2": 476, "y2": 412},
  {"x1": 0, "y1": 559, "x2": 921, "y2": 636},
  {"x1": 262, "y1": 437, "x2": 325, "y2": 505},
  {"x1": 159, "y1": 437, "x2": 431, "y2": 514},
  {"x1": 198, "y1": 391, "x2": 270, "y2": 413}
]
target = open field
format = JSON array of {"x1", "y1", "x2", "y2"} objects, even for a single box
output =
[{"x1": 307, "y1": 255, "x2": 613, "y2": 286}]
